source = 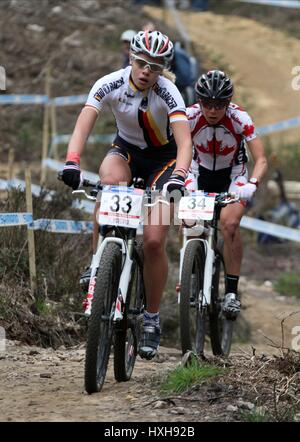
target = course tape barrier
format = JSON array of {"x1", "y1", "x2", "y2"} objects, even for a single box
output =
[
  {"x1": 42, "y1": 158, "x2": 99, "y2": 183},
  {"x1": 0, "y1": 95, "x2": 49, "y2": 104},
  {"x1": 0, "y1": 177, "x2": 94, "y2": 215},
  {"x1": 239, "y1": 0, "x2": 300, "y2": 8},
  {"x1": 0, "y1": 212, "x2": 33, "y2": 227},
  {"x1": 257, "y1": 116, "x2": 300, "y2": 135},
  {"x1": 52, "y1": 95, "x2": 87, "y2": 106},
  {"x1": 0, "y1": 94, "x2": 87, "y2": 105},
  {"x1": 1, "y1": 93, "x2": 300, "y2": 137},
  {"x1": 1, "y1": 206, "x2": 300, "y2": 241},
  {"x1": 241, "y1": 215, "x2": 300, "y2": 242},
  {"x1": 48, "y1": 116, "x2": 300, "y2": 146},
  {"x1": 0, "y1": 213, "x2": 93, "y2": 234},
  {"x1": 0, "y1": 178, "x2": 54, "y2": 200},
  {"x1": 32, "y1": 219, "x2": 93, "y2": 234},
  {"x1": 51, "y1": 133, "x2": 115, "y2": 145}
]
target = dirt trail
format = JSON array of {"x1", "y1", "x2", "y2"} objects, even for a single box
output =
[
  {"x1": 145, "y1": 7, "x2": 300, "y2": 146},
  {"x1": 1, "y1": 278, "x2": 299, "y2": 422}
]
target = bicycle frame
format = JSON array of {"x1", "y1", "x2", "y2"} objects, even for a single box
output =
[
  {"x1": 86, "y1": 229, "x2": 136, "y2": 321},
  {"x1": 178, "y1": 193, "x2": 238, "y2": 309},
  {"x1": 179, "y1": 223, "x2": 215, "y2": 308},
  {"x1": 72, "y1": 181, "x2": 166, "y2": 318}
]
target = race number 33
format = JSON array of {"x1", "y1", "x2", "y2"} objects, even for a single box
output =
[{"x1": 99, "y1": 186, "x2": 143, "y2": 228}]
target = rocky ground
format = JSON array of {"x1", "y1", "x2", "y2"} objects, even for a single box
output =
[{"x1": 1, "y1": 262, "x2": 300, "y2": 422}]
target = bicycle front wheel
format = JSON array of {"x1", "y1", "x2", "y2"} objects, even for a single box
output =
[
  {"x1": 85, "y1": 243, "x2": 121, "y2": 394},
  {"x1": 114, "y1": 239, "x2": 145, "y2": 382},
  {"x1": 210, "y1": 249, "x2": 234, "y2": 357},
  {"x1": 180, "y1": 240, "x2": 206, "y2": 356}
]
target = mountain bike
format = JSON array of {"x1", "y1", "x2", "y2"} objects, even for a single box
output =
[
  {"x1": 59, "y1": 174, "x2": 147, "y2": 393},
  {"x1": 177, "y1": 191, "x2": 239, "y2": 358}
]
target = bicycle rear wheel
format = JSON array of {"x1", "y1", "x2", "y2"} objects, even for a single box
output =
[
  {"x1": 113, "y1": 239, "x2": 145, "y2": 382},
  {"x1": 85, "y1": 243, "x2": 121, "y2": 394},
  {"x1": 209, "y1": 248, "x2": 234, "y2": 357},
  {"x1": 180, "y1": 240, "x2": 206, "y2": 356}
]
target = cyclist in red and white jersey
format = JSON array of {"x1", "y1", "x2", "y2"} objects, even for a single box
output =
[
  {"x1": 186, "y1": 70, "x2": 268, "y2": 318},
  {"x1": 61, "y1": 30, "x2": 192, "y2": 359}
]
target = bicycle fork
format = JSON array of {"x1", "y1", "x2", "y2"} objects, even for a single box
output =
[
  {"x1": 177, "y1": 229, "x2": 215, "y2": 310},
  {"x1": 114, "y1": 237, "x2": 135, "y2": 322},
  {"x1": 202, "y1": 226, "x2": 215, "y2": 308},
  {"x1": 84, "y1": 236, "x2": 134, "y2": 318}
]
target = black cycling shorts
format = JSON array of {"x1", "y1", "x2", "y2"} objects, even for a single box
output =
[
  {"x1": 197, "y1": 165, "x2": 232, "y2": 193},
  {"x1": 106, "y1": 135, "x2": 177, "y2": 190}
]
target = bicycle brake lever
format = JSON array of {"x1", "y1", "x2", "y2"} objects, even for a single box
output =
[
  {"x1": 145, "y1": 198, "x2": 170, "y2": 207},
  {"x1": 72, "y1": 189, "x2": 97, "y2": 201}
]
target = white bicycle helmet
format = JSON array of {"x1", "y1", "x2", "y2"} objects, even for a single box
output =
[
  {"x1": 130, "y1": 30, "x2": 174, "y2": 65},
  {"x1": 120, "y1": 29, "x2": 137, "y2": 42}
]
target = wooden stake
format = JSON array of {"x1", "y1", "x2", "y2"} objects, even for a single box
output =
[
  {"x1": 8, "y1": 148, "x2": 15, "y2": 180},
  {"x1": 25, "y1": 169, "x2": 37, "y2": 296},
  {"x1": 40, "y1": 65, "x2": 51, "y2": 185},
  {"x1": 51, "y1": 101, "x2": 58, "y2": 161}
]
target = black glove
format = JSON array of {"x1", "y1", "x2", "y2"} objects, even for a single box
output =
[
  {"x1": 62, "y1": 161, "x2": 81, "y2": 190},
  {"x1": 162, "y1": 173, "x2": 186, "y2": 202}
]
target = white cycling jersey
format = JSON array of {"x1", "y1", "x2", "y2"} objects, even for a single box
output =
[
  {"x1": 85, "y1": 66, "x2": 187, "y2": 149},
  {"x1": 187, "y1": 102, "x2": 257, "y2": 171}
]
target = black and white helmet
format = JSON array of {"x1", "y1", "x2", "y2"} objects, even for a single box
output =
[
  {"x1": 130, "y1": 30, "x2": 174, "y2": 64},
  {"x1": 195, "y1": 70, "x2": 234, "y2": 100}
]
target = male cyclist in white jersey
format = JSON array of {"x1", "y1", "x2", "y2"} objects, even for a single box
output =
[
  {"x1": 186, "y1": 70, "x2": 268, "y2": 319},
  {"x1": 61, "y1": 30, "x2": 192, "y2": 359}
]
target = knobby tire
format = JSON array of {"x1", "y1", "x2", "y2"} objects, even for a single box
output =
[
  {"x1": 210, "y1": 248, "x2": 234, "y2": 357},
  {"x1": 180, "y1": 240, "x2": 206, "y2": 356},
  {"x1": 113, "y1": 239, "x2": 145, "y2": 382},
  {"x1": 85, "y1": 243, "x2": 121, "y2": 394}
]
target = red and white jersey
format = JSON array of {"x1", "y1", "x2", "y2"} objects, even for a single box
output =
[
  {"x1": 187, "y1": 102, "x2": 257, "y2": 171},
  {"x1": 85, "y1": 66, "x2": 187, "y2": 149}
]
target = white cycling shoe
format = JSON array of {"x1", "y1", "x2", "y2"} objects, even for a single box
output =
[
  {"x1": 138, "y1": 325, "x2": 161, "y2": 360},
  {"x1": 222, "y1": 293, "x2": 241, "y2": 320}
]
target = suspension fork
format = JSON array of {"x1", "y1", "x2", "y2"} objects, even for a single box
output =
[
  {"x1": 113, "y1": 230, "x2": 136, "y2": 322},
  {"x1": 202, "y1": 224, "x2": 215, "y2": 307}
]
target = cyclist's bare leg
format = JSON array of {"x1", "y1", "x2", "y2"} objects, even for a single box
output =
[
  {"x1": 143, "y1": 201, "x2": 173, "y2": 313},
  {"x1": 220, "y1": 202, "x2": 245, "y2": 276},
  {"x1": 92, "y1": 155, "x2": 132, "y2": 252},
  {"x1": 220, "y1": 202, "x2": 245, "y2": 317},
  {"x1": 139, "y1": 201, "x2": 174, "y2": 358}
]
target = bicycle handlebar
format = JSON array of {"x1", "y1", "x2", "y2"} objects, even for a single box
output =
[
  {"x1": 57, "y1": 171, "x2": 154, "y2": 201},
  {"x1": 214, "y1": 192, "x2": 240, "y2": 205},
  {"x1": 58, "y1": 172, "x2": 240, "y2": 205},
  {"x1": 57, "y1": 171, "x2": 100, "y2": 189}
]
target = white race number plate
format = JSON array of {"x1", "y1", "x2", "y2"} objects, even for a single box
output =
[
  {"x1": 98, "y1": 186, "x2": 144, "y2": 228},
  {"x1": 178, "y1": 193, "x2": 216, "y2": 221}
]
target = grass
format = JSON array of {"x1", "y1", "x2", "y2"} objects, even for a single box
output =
[
  {"x1": 240, "y1": 409, "x2": 269, "y2": 422},
  {"x1": 274, "y1": 272, "x2": 300, "y2": 299},
  {"x1": 34, "y1": 297, "x2": 52, "y2": 316},
  {"x1": 161, "y1": 358, "x2": 225, "y2": 394}
]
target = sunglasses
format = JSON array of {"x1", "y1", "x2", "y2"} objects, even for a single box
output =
[
  {"x1": 200, "y1": 99, "x2": 229, "y2": 110},
  {"x1": 131, "y1": 54, "x2": 164, "y2": 73}
]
